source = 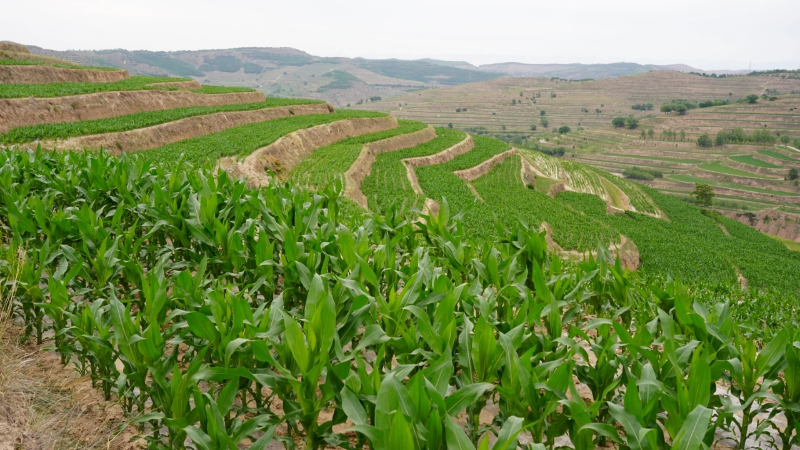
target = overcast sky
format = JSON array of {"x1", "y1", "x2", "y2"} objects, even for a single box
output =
[{"x1": 4, "y1": 0, "x2": 799, "y2": 70}]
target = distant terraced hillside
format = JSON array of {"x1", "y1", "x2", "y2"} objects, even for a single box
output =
[
  {"x1": 361, "y1": 71, "x2": 800, "y2": 134},
  {"x1": 548, "y1": 94, "x2": 800, "y2": 212},
  {"x1": 3, "y1": 42, "x2": 799, "y2": 292},
  {"x1": 25, "y1": 45, "x2": 502, "y2": 107}
]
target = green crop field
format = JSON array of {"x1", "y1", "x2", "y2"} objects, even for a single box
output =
[
  {"x1": 698, "y1": 161, "x2": 775, "y2": 178},
  {"x1": 140, "y1": 110, "x2": 385, "y2": 165},
  {"x1": 4, "y1": 147, "x2": 799, "y2": 450},
  {"x1": 362, "y1": 128, "x2": 466, "y2": 212},
  {"x1": 758, "y1": 149, "x2": 800, "y2": 162},
  {"x1": 0, "y1": 75, "x2": 254, "y2": 98},
  {"x1": 0, "y1": 98, "x2": 325, "y2": 144},
  {"x1": 729, "y1": 155, "x2": 783, "y2": 168},
  {"x1": 604, "y1": 153, "x2": 702, "y2": 164},
  {"x1": 669, "y1": 174, "x2": 800, "y2": 196},
  {"x1": 0, "y1": 58, "x2": 120, "y2": 70},
  {"x1": 288, "y1": 119, "x2": 428, "y2": 189},
  {"x1": 2, "y1": 62, "x2": 800, "y2": 450}
]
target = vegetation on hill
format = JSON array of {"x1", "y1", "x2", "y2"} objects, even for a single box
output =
[
  {"x1": 0, "y1": 75, "x2": 254, "y2": 98},
  {"x1": 353, "y1": 58, "x2": 500, "y2": 85},
  {"x1": 0, "y1": 98, "x2": 324, "y2": 145},
  {"x1": 317, "y1": 70, "x2": 361, "y2": 92},
  {"x1": 140, "y1": 110, "x2": 385, "y2": 165}
]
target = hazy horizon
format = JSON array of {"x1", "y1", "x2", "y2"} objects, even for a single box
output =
[{"x1": 4, "y1": 0, "x2": 799, "y2": 71}]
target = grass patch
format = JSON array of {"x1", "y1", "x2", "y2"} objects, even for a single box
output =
[{"x1": 729, "y1": 155, "x2": 782, "y2": 168}]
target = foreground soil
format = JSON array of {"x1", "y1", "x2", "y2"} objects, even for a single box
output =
[{"x1": 0, "y1": 326, "x2": 143, "y2": 450}]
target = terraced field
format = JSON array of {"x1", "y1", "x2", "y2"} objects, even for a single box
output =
[
  {"x1": 361, "y1": 71, "x2": 800, "y2": 134},
  {"x1": 550, "y1": 94, "x2": 800, "y2": 212},
  {"x1": 4, "y1": 42, "x2": 800, "y2": 450}
]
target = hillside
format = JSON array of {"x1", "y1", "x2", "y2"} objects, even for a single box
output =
[
  {"x1": 361, "y1": 71, "x2": 800, "y2": 134},
  {"x1": 2, "y1": 43, "x2": 798, "y2": 292},
  {"x1": 25, "y1": 45, "x2": 501, "y2": 107},
  {"x1": 476, "y1": 61, "x2": 749, "y2": 79},
  {"x1": 2, "y1": 42, "x2": 800, "y2": 450}
]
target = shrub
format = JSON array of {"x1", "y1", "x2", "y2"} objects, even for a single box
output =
[
  {"x1": 697, "y1": 133, "x2": 713, "y2": 148},
  {"x1": 558, "y1": 126, "x2": 571, "y2": 134},
  {"x1": 611, "y1": 117, "x2": 626, "y2": 128},
  {"x1": 623, "y1": 167, "x2": 663, "y2": 180},
  {"x1": 625, "y1": 115, "x2": 639, "y2": 129},
  {"x1": 746, "y1": 94, "x2": 759, "y2": 103}
]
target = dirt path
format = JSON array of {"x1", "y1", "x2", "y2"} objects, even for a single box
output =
[
  {"x1": 402, "y1": 135, "x2": 474, "y2": 195},
  {"x1": 41, "y1": 103, "x2": 333, "y2": 153},
  {"x1": 0, "y1": 90, "x2": 266, "y2": 133},
  {"x1": 219, "y1": 116, "x2": 399, "y2": 187},
  {"x1": 0, "y1": 65, "x2": 129, "y2": 84},
  {"x1": 344, "y1": 126, "x2": 436, "y2": 208}
]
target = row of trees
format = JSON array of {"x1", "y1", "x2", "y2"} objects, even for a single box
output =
[{"x1": 631, "y1": 103, "x2": 654, "y2": 110}]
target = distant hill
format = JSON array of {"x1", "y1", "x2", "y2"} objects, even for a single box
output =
[
  {"x1": 476, "y1": 62, "x2": 684, "y2": 79},
  {"x1": 25, "y1": 46, "x2": 501, "y2": 106},
  {"x1": 24, "y1": 44, "x2": 750, "y2": 104}
]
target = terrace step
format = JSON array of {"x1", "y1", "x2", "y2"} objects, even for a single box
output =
[
  {"x1": 34, "y1": 103, "x2": 332, "y2": 153},
  {"x1": 0, "y1": 65, "x2": 129, "y2": 84},
  {"x1": 0, "y1": 89, "x2": 266, "y2": 133},
  {"x1": 220, "y1": 116, "x2": 399, "y2": 187}
]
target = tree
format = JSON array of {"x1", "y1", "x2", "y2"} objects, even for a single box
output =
[
  {"x1": 648, "y1": 128, "x2": 655, "y2": 139},
  {"x1": 789, "y1": 168, "x2": 799, "y2": 181},
  {"x1": 691, "y1": 183, "x2": 715, "y2": 207},
  {"x1": 540, "y1": 117, "x2": 549, "y2": 128},
  {"x1": 625, "y1": 115, "x2": 639, "y2": 129},
  {"x1": 746, "y1": 94, "x2": 759, "y2": 104},
  {"x1": 530, "y1": 125, "x2": 537, "y2": 131},
  {"x1": 640, "y1": 129, "x2": 647, "y2": 138},
  {"x1": 680, "y1": 130, "x2": 686, "y2": 141},
  {"x1": 540, "y1": 110, "x2": 546, "y2": 116},
  {"x1": 512, "y1": 99, "x2": 517, "y2": 105},
  {"x1": 558, "y1": 126, "x2": 571, "y2": 134},
  {"x1": 448, "y1": 123, "x2": 453, "y2": 129},
  {"x1": 612, "y1": 117, "x2": 626, "y2": 128},
  {"x1": 501, "y1": 125, "x2": 507, "y2": 130},
  {"x1": 697, "y1": 133, "x2": 713, "y2": 148},
  {"x1": 781, "y1": 135, "x2": 791, "y2": 144},
  {"x1": 674, "y1": 104, "x2": 688, "y2": 115}
]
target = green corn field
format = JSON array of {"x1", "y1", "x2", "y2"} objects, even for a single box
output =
[{"x1": 0, "y1": 146, "x2": 798, "y2": 450}]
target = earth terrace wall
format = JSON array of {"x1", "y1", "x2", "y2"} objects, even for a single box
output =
[
  {"x1": 220, "y1": 116, "x2": 399, "y2": 187},
  {"x1": 0, "y1": 65, "x2": 129, "y2": 84},
  {"x1": 0, "y1": 90, "x2": 266, "y2": 133},
  {"x1": 344, "y1": 126, "x2": 437, "y2": 208}
]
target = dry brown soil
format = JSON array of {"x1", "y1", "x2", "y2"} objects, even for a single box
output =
[{"x1": 0, "y1": 65, "x2": 129, "y2": 84}]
